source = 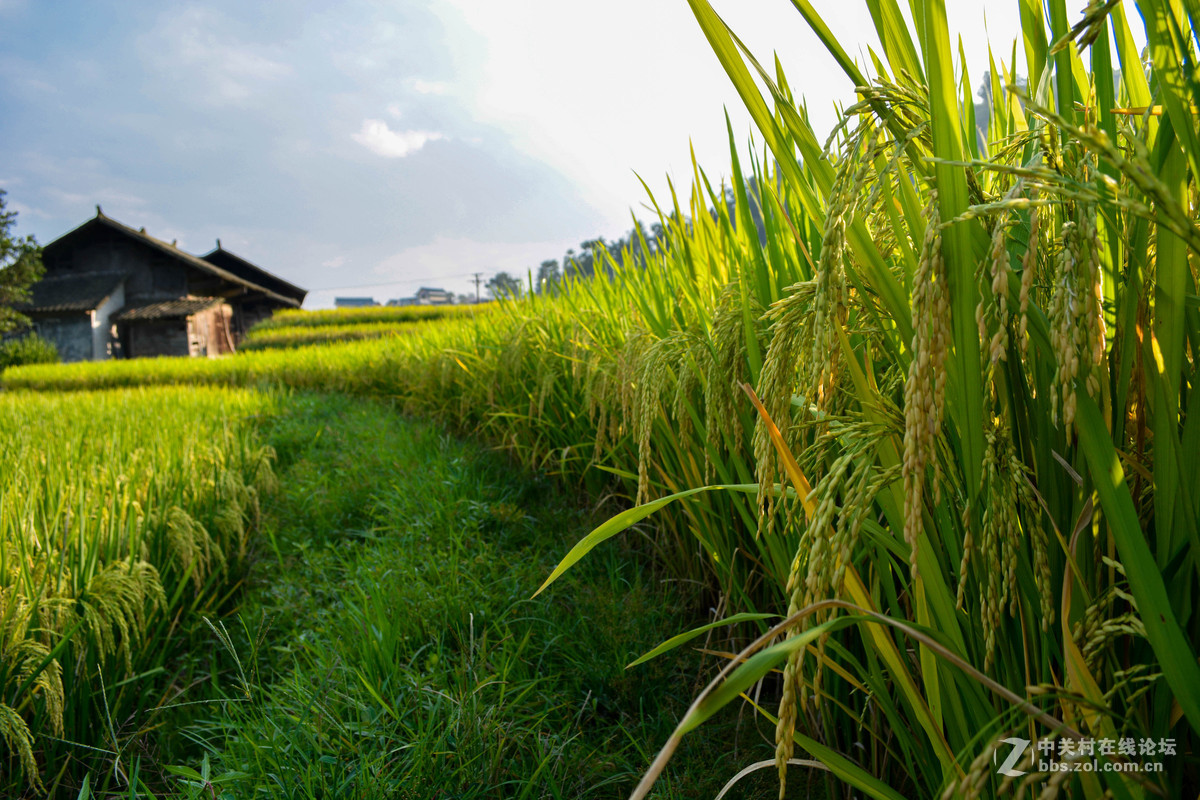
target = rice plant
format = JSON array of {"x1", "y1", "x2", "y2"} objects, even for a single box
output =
[
  {"x1": 0, "y1": 387, "x2": 276, "y2": 793},
  {"x1": 539, "y1": 1, "x2": 1200, "y2": 796}
]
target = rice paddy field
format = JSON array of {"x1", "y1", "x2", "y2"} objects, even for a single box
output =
[
  {"x1": 3, "y1": 0, "x2": 1199, "y2": 797},
  {"x1": 238, "y1": 321, "x2": 424, "y2": 351},
  {"x1": 238, "y1": 305, "x2": 488, "y2": 351},
  {"x1": 0, "y1": 388, "x2": 277, "y2": 794},
  {"x1": 252, "y1": 304, "x2": 478, "y2": 330}
]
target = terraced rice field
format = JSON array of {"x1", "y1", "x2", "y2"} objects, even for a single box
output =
[{"x1": 238, "y1": 304, "x2": 487, "y2": 351}]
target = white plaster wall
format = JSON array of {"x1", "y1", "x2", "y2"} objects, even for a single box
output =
[{"x1": 91, "y1": 281, "x2": 125, "y2": 360}]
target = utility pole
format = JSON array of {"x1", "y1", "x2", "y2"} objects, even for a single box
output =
[{"x1": 472, "y1": 272, "x2": 483, "y2": 303}]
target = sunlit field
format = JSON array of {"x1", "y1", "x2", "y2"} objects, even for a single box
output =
[
  {"x1": 238, "y1": 320, "x2": 423, "y2": 351},
  {"x1": 237, "y1": 305, "x2": 491, "y2": 350},
  {"x1": 251, "y1": 304, "x2": 480, "y2": 330}
]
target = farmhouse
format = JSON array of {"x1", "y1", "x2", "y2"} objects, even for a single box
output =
[
  {"x1": 22, "y1": 209, "x2": 306, "y2": 361},
  {"x1": 415, "y1": 286, "x2": 453, "y2": 305},
  {"x1": 387, "y1": 287, "x2": 453, "y2": 306}
]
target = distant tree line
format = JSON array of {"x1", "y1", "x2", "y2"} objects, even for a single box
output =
[
  {"x1": 483, "y1": 219, "x2": 669, "y2": 300},
  {"x1": 483, "y1": 181, "x2": 779, "y2": 300}
]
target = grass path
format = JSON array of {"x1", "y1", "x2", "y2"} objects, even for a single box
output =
[{"x1": 163, "y1": 392, "x2": 787, "y2": 799}]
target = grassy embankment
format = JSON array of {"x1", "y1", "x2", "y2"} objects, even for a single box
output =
[
  {"x1": 5, "y1": 0, "x2": 1199, "y2": 796},
  {"x1": 173, "y1": 392, "x2": 777, "y2": 800}
]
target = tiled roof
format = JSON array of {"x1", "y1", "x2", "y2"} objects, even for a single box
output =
[
  {"x1": 43, "y1": 213, "x2": 303, "y2": 308},
  {"x1": 114, "y1": 297, "x2": 224, "y2": 321},
  {"x1": 201, "y1": 245, "x2": 307, "y2": 304},
  {"x1": 22, "y1": 271, "x2": 126, "y2": 313}
]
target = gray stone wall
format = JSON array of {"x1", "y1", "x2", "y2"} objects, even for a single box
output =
[{"x1": 32, "y1": 314, "x2": 93, "y2": 362}]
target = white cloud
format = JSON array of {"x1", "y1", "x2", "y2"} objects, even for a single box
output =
[
  {"x1": 433, "y1": 0, "x2": 833, "y2": 230},
  {"x1": 142, "y1": 7, "x2": 291, "y2": 106},
  {"x1": 407, "y1": 78, "x2": 449, "y2": 95},
  {"x1": 8, "y1": 200, "x2": 48, "y2": 221},
  {"x1": 322, "y1": 255, "x2": 347, "y2": 269},
  {"x1": 44, "y1": 186, "x2": 147, "y2": 218},
  {"x1": 0, "y1": 55, "x2": 58, "y2": 98},
  {"x1": 351, "y1": 119, "x2": 443, "y2": 158},
  {"x1": 372, "y1": 236, "x2": 571, "y2": 280}
]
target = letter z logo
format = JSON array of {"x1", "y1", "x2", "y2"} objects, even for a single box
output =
[{"x1": 994, "y1": 737, "x2": 1030, "y2": 777}]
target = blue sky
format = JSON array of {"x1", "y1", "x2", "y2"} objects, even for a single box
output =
[{"x1": 3, "y1": 1, "x2": 1047, "y2": 306}]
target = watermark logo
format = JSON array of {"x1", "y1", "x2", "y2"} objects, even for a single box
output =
[
  {"x1": 994, "y1": 738, "x2": 1030, "y2": 777},
  {"x1": 995, "y1": 737, "x2": 1175, "y2": 776}
]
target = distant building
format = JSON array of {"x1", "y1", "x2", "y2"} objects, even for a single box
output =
[
  {"x1": 335, "y1": 297, "x2": 378, "y2": 308},
  {"x1": 415, "y1": 287, "x2": 453, "y2": 305},
  {"x1": 20, "y1": 209, "x2": 305, "y2": 361},
  {"x1": 384, "y1": 288, "x2": 453, "y2": 306}
]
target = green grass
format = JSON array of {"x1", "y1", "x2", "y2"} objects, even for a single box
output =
[{"x1": 138, "y1": 393, "x2": 783, "y2": 799}]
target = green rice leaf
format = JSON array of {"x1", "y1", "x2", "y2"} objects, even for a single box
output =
[
  {"x1": 627, "y1": 612, "x2": 778, "y2": 669},
  {"x1": 679, "y1": 616, "x2": 860, "y2": 732},
  {"x1": 792, "y1": 729, "x2": 909, "y2": 800},
  {"x1": 533, "y1": 484, "x2": 759, "y2": 597},
  {"x1": 1075, "y1": 391, "x2": 1200, "y2": 734}
]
